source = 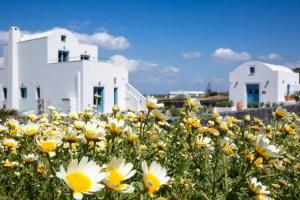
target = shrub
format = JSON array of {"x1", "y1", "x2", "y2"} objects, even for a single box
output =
[{"x1": 0, "y1": 100, "x2": 299, "y2": 199}]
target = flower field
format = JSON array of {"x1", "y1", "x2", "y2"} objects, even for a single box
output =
[{"x1": 0, "y1": 96, "x2": 299, "y2": 200}]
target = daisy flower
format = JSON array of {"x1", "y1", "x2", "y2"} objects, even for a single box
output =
[
  {"x1": 142, "y1": 160, "x2": 170, "y2": 196},
  {"x1": 254, "y1": 135, "x2": 280, "y2": 159},
  {"x1": 247, "y1": 177, "x2": 270, "y2": 197},
  {"x1": 146, "y1": 96, "x2": 164, "y2": 110},
  {"x1": 84, "y1": 122, "x2": 106, "y2": 142},
  {"x1": 56, "y1": 157, "x2": 108, "y2": 200},
  {"x1": 102, "y1": 157, "x2": 136, "y2": 193}
]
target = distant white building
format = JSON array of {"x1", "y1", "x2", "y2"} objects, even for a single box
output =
[
  {"x1": 0, "y1": 26, "x2": 146, "y2": 113},
  {"x1": 168, "y1": 90, "x2": 205, "y2": 98},
  {"x1": 229, "y1": 61, "x2": 300, "y2": 109}
]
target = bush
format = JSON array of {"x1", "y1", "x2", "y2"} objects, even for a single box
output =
[
  {"x1": 0, "y1": 108, "x2": 19, "y2": 122},
  {"x1": 215, "y1": 100, "x2": 233, "y2": 107},
  {"x1": 247, "y1": 102, "x2": 259, "y2": 108},
  {"x1": 0, "y1": 102, "x2": 299, "y2": 199}
]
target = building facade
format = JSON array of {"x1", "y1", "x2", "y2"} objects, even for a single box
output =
[
  {"x1": 229, "y1": 61, "x2": 299, "y2": 109},
  {"x1": 0, "y1": 26, "x2": 146, "y2": 113}
]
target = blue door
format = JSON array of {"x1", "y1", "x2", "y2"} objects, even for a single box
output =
[
  {"x1": 246, "y1": 84, "x2": 259, "y2": 105},
  {"x1": 93, "y1": 87, "x2": 104, "y2": 112}
]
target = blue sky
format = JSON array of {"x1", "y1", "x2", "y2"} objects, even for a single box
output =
[{"x1": 1, "y1": 0, "x2": 300, "y2": 94}]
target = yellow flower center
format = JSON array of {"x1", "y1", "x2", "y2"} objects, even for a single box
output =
[
  {"x1": 26, "y1": 127, "x2": 38, "y2": 136},
  {"x1": 40, "y1": 140, "x2": 57, "y2": 152},
  {"x1": 4, "y1": 141, "x2": 17, "y2": 148},
  {"x1": 66, "y1": 171, "x2": 92, "y2": 193},
  {"x1": 255, "y1": 146, "x2": 269, "y2": 160},
  {"x1": 144, "y1": 172, "x2": 161, "y2": 195},
  {"x1": 107, "y1": 169, "x2": 124, "y2": 186}
]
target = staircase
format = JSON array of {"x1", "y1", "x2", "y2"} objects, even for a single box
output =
[{"x1": 125, "y1": 83, "x2": 146, "y2": 111}]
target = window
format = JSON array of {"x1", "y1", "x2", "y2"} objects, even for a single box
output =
[
  {"x1": 114, "y1": 88, "x2": 118, "y2": 105},
  {"x1": 250, "y1": 67, "x2": 255, "y2": 75},
  {"x1": 80, "y1": 55, "x2": 90, "y2": 60},
  {"x1": 61, "y1": 35, "x2": 66, "y2": 42},
  {"x1": 3, "y1": 87, "x2": 7, "y2": 100},
  {"x1": 36, "y1": 87, "x2": 41, "y2": 99},
  {"x1": 58, "y1": 50, "x2": 69, "y2": 62},
  {"x1": 20, "y1": 87, "x2": 27, "y2": 99},
  {"x1": 287, "y1": 84, "x2": 291, "y2": 95}
]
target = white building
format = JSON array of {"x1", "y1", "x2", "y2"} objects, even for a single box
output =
[
  {"x1": 229, "y1": 61, "x2": 299, "y2": 108},
  {"x1": 0, "y1": 26, "x2": 146, "y2": 113},
  {"x1": 168, "y1": 90, "x2": 205, "y2": 98}
]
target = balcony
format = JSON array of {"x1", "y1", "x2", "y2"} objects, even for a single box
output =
[{"x1": 48, "y1": 56, "x2": 98, "y2": 64}]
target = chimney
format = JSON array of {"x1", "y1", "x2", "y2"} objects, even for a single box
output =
[{"x1": 7, "y1": 26, "x2": 21, "y2": 109}]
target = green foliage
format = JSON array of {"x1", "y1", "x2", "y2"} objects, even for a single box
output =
[{"x1": 0, "y1": 101, "x2": 299, "y2": 199}]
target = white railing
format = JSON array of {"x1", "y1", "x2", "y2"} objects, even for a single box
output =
[{"x1": 125, "y1": 83, "x2": 146, "y2": 111}]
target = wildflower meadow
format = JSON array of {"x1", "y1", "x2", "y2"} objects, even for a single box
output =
[{"x1": 0, "y1": 96, "x2": 299, "y2": 200}]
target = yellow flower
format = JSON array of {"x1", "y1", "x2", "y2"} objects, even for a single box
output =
[
  {"x1": 3, "y1": 138, "x2": 19, "y2": 149},
  {"x1": 112, "y1": 105, "x2": 120, "y2": 113},
  {"x1": 36, "y1": 137, "x2": 62, "y2": 153},
  {"x1": 37, "y1": 163, "x2": 47, "y2": 175},
  {"x1": 28, "y1": 114, "x2": 37, "y2": 121},
  {"x1": 223, "y1": 144, "x2": 234, "y2": 156},
  {"x1": 207, "y1": 127, "x2": 220, "y2": 137},
  {"x1": 142, "y1": 161, "x2": 170, "y2": 196},
  {"x1": 127, "y1": 133, "x2": 139, "y2": 144},
  {"x1": 146, "y1": 96, "x2": 164, "y2": 110},
  {"x1": 23, "y1": 154, "x2": 38, "y2": 164},
  {"x1": 274, "y1": 107, "x2": 290, "y2": 120},
  {"x1": 107, "y1": 118, "x2": 124, "y2": 136},
  {"x1": 244, "y1": 114, "x2": 251, "y2": 122},
  {"x1": 3, "y1": 159, "x2": 19, "y2": 168},
  {"x1": 195, "y1": 135, "x2": 212, "y2": 149},
  {"x1": 247, "y1": 177, "x2": 270, "y2": 197},
  {"x1": 254, "y1": 135, "x2": 280, "y2": 159},
  {"x1": 102, "y1": 157, "x2": 136, "y2": 193},
  {"x1": 281, "y1": 124, "x2": 295, "y2": 135},
  {"x1": 56, "y1": 157, "x2": 108, "y2": 200},
  {"x1": 74, "y1": 120, "x2": 85, "y2": 130},
  {"x1": 151, "y1": 110, "x2": 167, "y2": 122},
  {"x1": 185, "y1": 95, "x2": 200, "y2": 112},
  {"x1": 69, "y1": 113, "x2": 79, "y2": 120},
  {"x1": 84, "y1": 122, "x2": 106, "y2": 142},
  {"x1": 23, "y1": 122, "x2": 39, "y2": 136},
  {"x1": 219, "y1": 121, "x2": 229, "y2": 133},
  {"x1": 186, "y1": 117, "x2": 200, "y2": 129}
]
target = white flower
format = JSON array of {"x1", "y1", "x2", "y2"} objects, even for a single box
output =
[
  {"x1": 84, "y1": 122, "x2": 106, "y2": 141},
  {"x1": 254, "y1": 135, "x2": 280, "y2": 159},
  {"x1": 74, "y1": 120, "x2": 85, "y2": 130},
  {"x1": 102, "y1": 157, "x2": 136, "y2": 193},
  {"x1": 3, "y1": 138, "x2": 19, "y2": 149},
  {"x1": 22, "y1": 122, "x2": 39, "y2": 136},
  {"x1": 142, "y1": 160, "x2": 170, "y2": 196},
  {"x1": 107, "y1": 118, "x2": 125, "y2": 136},
  {"x1": 247, "y1": 177, "x2": 270, "y2": 196},
  {"x1": 195, "y1": 135, "x2": 212, "y2": 149},
  {"x1": 146, "y1": 96, "x2": 164, "y2": 110},
  {"x1": 56, "y1": 157, "x2": 108, "y2": 200}
]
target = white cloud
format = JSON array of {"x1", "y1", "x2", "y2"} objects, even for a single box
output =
[
  {"x1": 181, "y1": 51, "x2": 201, "y2": 59},
  {"x1": 258, "y1": 53, "x2": 281, "y2": 60},
  {"x1": 68, "y1": 19, "x2": 91, "y2": 30},
  {"x1": 106, "y1": 55, "x2": 159, "y2": 71},
  {"x1": 212, "y1": 48, "x2": 251, "y2": 62},
  {"x1": 161, "y1": 66, "x2": 180, "y2": 73},
  {"x1": 285, "y1": 60, "x2": 300, "y2": 69},
  {"x1": 0, "y1": 27, "x2": 130, "y2": 50},
  {"x1": 73, "y1": 31, "x2": 130, "y2": 50}
]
